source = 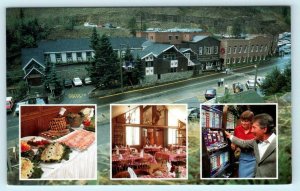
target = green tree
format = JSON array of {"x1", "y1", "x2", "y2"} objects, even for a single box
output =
[
  {"x1": 282, "y1": 65, "x2": 291, "y2": 92},
  {"x1": 128, "y1": 17, "x2": 138, "y2": 36},
  {"x1": 260, "y1": 67, "x2": 288, "y2": 95},
  {"x1": 15, "y1": 81, "x2": 29, "y2": 101},
  {"x1": 43, "y1": 63, "x2": 63, "y2": 96},
  {"x1": 65, "y1": 17, "x2": 76, "y2": 31},
  {"x1": 90, "y1": 27, "x2": 100, "y2": 50},
  {"x1": 132, "y1": 56, "x2": 145, "y2": 85},
  {"x1": 90, "y1": 34, "x2": 120, "y2": 88}
]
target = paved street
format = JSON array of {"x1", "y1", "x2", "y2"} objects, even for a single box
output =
[{"x1": 6, "y1": 55, "x2": 291, "y2": 147}]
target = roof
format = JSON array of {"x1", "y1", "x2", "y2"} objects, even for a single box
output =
[
  {"x1": 21, "y1": 48, "x2": 45, "y2": 69},
  {"x1": 109, "y1": 37, "x2": 147, "y2": 50},
  {"x1": 139, "y1": 43, "x2": 175, "y2": 59},
  {"x1": 38, "y1": 38, "x2": 92, "y2": 53},
  {"x1": 21, "y1": 37, "x2": 147, "y2": 68},
  {"x1": 219, "y1": 90, "x2": 264, "y2": 103},
  {"x1": 191, "y1": 35, "x2": 208, "y2": 42},
  {"x1": 179, "y1": 48, "x2": 192, "y2": 53}
]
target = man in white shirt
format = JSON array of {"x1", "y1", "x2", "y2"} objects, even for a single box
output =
[{"x1": 225, "y1": 113, "x2": 277, "y2": 178}]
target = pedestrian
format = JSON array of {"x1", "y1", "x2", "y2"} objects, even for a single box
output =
[
  {"x1": 224, "y1": 84, "x2": 229, "y2": 94},
  {"x1": 218, "y1": 79, "x2": 221, "y2": 87},
  {"x1": 221, "y1": 78, "x2": 224, "y2": 86},
  {"x1": 225, "y1": 113, "x2": 277, "y2": 178},
  {"x1": 231, "y1": 110, "x2": 256, "y2": 178}
]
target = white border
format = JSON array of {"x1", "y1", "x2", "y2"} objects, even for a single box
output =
[
  {"x1": 109, "y1": 103, "x2": 188, "y2": 180},
  {"x1": 18, "y1": 104, "x2": 97, "y2": 181},
  {"x1": 200, "y1": 103, "x2": 278, "y2": 180}
]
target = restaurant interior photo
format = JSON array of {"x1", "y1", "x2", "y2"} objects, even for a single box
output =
[
  {"x1": 111, "y1": 104, "x2": 187, "y2": 179},
  {"x1": 19, "y1": 105, "x2": 97, "y2": 180}
]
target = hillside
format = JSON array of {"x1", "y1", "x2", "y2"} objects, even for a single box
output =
[{"x1": 6, "y1": 7, "x2": 290, "y2": 39}]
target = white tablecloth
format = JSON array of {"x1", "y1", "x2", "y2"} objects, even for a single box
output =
[{"x1": 22, "y1": 130, "x2": 97, "y2": 180}]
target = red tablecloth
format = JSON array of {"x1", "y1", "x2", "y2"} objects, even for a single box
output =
[{"x1": 154, "y1": 151, "x2": 186, "y2": 162}]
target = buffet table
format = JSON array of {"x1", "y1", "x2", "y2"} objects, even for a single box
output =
[{"x1": 21, "y1": 129, "x2": 97, "y2": 180}]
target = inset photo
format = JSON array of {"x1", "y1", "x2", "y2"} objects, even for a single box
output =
[
  {"x1": 200, "y1": 104, "x2": 278, "y2": 179},
  {"x1": 19, "y1": 105, "x2": 97, "y2": 180},
  {"x1": 110, "y1": 104, "x2": 188, "y2": 179}
]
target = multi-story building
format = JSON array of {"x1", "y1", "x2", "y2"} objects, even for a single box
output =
[
  {"x1": 136, "y1": 28, "x2": 211, "y2": 45},
  {"x1": 22, "y1": 37, "x2": 147, "y2": 86},
  {"x1": 220, "y1": 35, "x2": 274, "y2": 68}
]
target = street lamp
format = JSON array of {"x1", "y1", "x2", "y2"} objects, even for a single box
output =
[
  {"x1": 254, "y1": 64, "x2": 258, "y2": 91},
  {"x1": 119, "y1": 44, "x2": 126, "y2": 93}
]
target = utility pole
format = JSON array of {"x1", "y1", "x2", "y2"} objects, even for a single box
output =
[
  {"x1": 254, "y1": 64, "x2": 258, "y2": 91},
  {"x1": 120, "y1": 44, "x2": 125, "y2": 93}
]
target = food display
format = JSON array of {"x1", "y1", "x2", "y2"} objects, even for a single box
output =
[
  {"x1": 40, "y1": 108, "x2": 70, "y2": 139},
  {"x1": 21, "y1": 157, "x2": 43, "y2": 179},
  {"x1": 39, "y1": 142, "x2": 72, "y2": 163},
  {"x1": 20, "y1": 106, "x2": 96, "y2": 179},
  {"x1": 59, "y1": 129, "x2": 95, "y2": 151}
]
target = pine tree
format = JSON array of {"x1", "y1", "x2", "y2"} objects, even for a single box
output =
[
  {"x1": 132, "y1": 56, "x2": 145, "y2": 85},
  {"x1": 91, "y1": 34, "x2": 120, "y2": 88},
  {"x1": 90, "y1": 27, "x2": 100, "y2": 50}
]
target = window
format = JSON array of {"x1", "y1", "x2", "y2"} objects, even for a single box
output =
[
  {"x1": 150, "y1": 36, "x2": 154, "y2": 40},
  {"x1": 265, "y1": 45, "x2": 268, "y2": 52},
  {"x1": 239, "y1": 46, "x2": 242, "y2": 53},
  {"x1": 227, "y1": 58, "x2": 231, "y2": 64},
  {"x1": 205, "y1": 46, "x2": 211, "y2": 55},
  {"x1": 146, "y1": 61, "x2": 153, "y2": 67},
  {"x1": 126, "y1": 127, "x2": 140, "y2": 145},
  {"x1": 244, "y1": 46, "x2": 248, "y2": 53},
  {"x1": 214, "y1": 46, "x2": 218, "y2": 54},
  {"x1": 199, "y1": 47, "x2": 203, "y2": 55},
  {"x1": 233, "y1": 46, "x2": 237, "y2": 54},
  {"x1": 175, "y1": 35, "x2": 179, "y2": 40},
  {"x1": 251, "y1": 45, "x2": 254, "y2": 52},
  {"x1": 228, "y1": 47, "x2": 232, "y2": 54},
  {"x1": 243, "y1": 57, "x2": 247, "y2": 63},
  {"x1": 260, "y1": 45, "x2": 264, "y2": 52},
  {"x1": 55, "y1": 53, "x2": 62, "y2": 63},
  {"x1": 86, "y1": 51, "x2": 92, "y2": 61},
  {"x1": 77, "y1": 52, "x2": 82, "y2": 62},
  {"x1": 238, "y1": 57, "x2": 241, "y2": 63},
  {"x1": 256, "y1": 45, "x2": 259, "y2": 52},
  {"x1": 233, "y1": 57, "x2": 236, "y2": 64},
  {"x1": 168, "y1": 128, "x2": 177, "y2": 144},
  {"x1": 66, "y1": 53, "x2": 72, "y2": 62},
  {"x1": 250, "y1": 57, "x2": 253, "y2": 62},
  {"x1": 168, "y1": 35, "x2": 172, "y2": 41}
]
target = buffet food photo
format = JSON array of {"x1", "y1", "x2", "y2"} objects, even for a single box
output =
[{"x1": 19, "y1": 105, "x2": 97, "y2": 180}]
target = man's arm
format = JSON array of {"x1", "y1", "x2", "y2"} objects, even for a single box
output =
[{"x1": 224, "y1": 131, "x2": 254, "y2": 149}]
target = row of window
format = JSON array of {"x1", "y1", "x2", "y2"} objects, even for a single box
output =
[
  {"x1": 226, "y1": 55, "x2": 266, "y2": 64},
  {"x1": 199, "y1": 46, "x2": 218, "y2": 55},
  {"x1": 125, "y1": 126, "x2": 179, "y2": 145},
  {"x1": 44, "y1": 51, "x2": 93, "y2": 63},
  {"x1": 228, "y1": 45, "x2": 268, "y2": 54}
]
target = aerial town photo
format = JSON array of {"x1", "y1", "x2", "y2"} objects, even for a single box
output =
[{"x1": 6, "y1": 7, "x2": 291, "y2": 185}]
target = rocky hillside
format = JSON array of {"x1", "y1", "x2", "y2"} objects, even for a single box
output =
[{"x1": 6, "y1": 7, "x2": 290, "y2": 39}]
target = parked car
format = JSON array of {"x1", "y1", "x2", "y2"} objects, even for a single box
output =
[
  {"x1": 232, "y1": 82, "x2": 244, "y2": 93},
  {"x1": 205, "y1": 89, "x2": 217, "y2": 100},
  {"x1": 14, "y1": 97, "x2": 46, "y2": 115},
  {"x1": 84, "y1": 77, "x2": 92, "y2": 85},
  {"x1": 257, "y1": 76, "x2": 265, "y2": 86},
  {"x1": 14, "y1": 101, "x2": 28, "y2": 115},
  {"x1": 73, "y1": 77, "x2": 83, "y2": 86},
  {"x1": 246, "y1": 79, "x2": 256, "y2": 90},
  {"x1": 63, "y1": 79, "x2": 73, "y2": 88},
  {"x1": 6, "y1": 97, "x2": 14, "y2": 112}
]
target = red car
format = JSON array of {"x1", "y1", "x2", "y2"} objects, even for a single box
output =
[{"x1": 6, "y1": 97, "x2": 14, "y2": 112}]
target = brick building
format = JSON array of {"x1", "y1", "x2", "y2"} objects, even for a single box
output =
[{"x1": 220, "y1": 35, "x2": 276, "y2": 68}]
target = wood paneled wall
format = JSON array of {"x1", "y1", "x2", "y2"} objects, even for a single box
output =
[{"x1": 20, "y1": 105, "x2": 95, "y2": 137}]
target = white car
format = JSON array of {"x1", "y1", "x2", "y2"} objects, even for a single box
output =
[
  {"x1": 73, "y1": 77, "x2": 83, "y2": 86},
  {"x1": 246, "y1": 79, "x2": 256, "y2": 90},
  {"x1": 14, "y1": 101, "x2": 28, "y2": 115},
  {"x1": 257, "y1": 76, "x2": 265, "y2": 86}
]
